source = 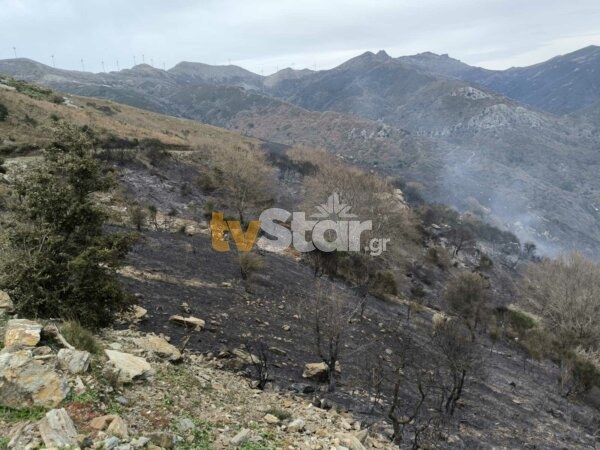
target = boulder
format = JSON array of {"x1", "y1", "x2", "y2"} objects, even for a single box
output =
[
  {"x1": 264, "y1": 414, "x2": 280, "y2": 424},
  {"x1": 4, "y1": 319, "x2": 42, "y2": 348},
  {"x1": 107, "y1": 415, "x2": 129, "y2": 439},
  {"x1": 57, "y1": 348, "x2": 91, "y2": 374},
  {"x1": 146, "y1": 431, "x2": 175, "y2": 448},
  {"x1": 104, "y1": 350, "x2": 155, "y2": 383},
  {"x1": 0, "y1": 350, "x2": 69, "y2": 408},
  {"x1": 0, "y1": 290, "x2": 14, "y2": 313},
  {"x1": 231, "y1": 428, "x2": 251, "y2": 446},
  {"x1": 335, "y1": 432, "x2": 366, "y2": 450},
  {"x1": 287, "y1": 418, "x2": 305, "y2": 432},
  {"x1": 169, "y1": 315, "x2": 205, "y2": 329},
  {"x1": 38, "y1": 408, "x2": 79, "y2": 448},
  {"x1": 91, "y1": 414, "x2": 118, "y2": 431},
  {"x1": 302, "y1": 362, "x2": 340, "y2": 381},
  {"x1": 134, "y1": 335, "x2": 182, "y2": 362}
]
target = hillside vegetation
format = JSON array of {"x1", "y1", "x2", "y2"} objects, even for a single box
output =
[{"x1": 1, "y1": 80, "x2": 600, "y2": 449}]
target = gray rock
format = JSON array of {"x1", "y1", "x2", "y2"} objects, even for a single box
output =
[
  {"x1": 146, "y1": 431, "x2": 175, "y2": 448},
  {"x1": 0, "y1": 290, "x2": 14, "y2": 313},
  {"x1": 57, "y1": 348, "x2": 91, "y2": 374},
  {"x1": 0, "y1": 350, "x2": 69, "y2": 408},
  {"x1": 104, "y1": 350, "x2": 155, "y2": 383},
  {"x1": 287, "y1": 418, "x2": 305, "y2": 432},
  {"x1": 38, "y1": 408, "x2": 79, "y2": 448},
  {"x1": 176, "y1": 417, "x2": 196, "y2": 433},
  {"x1": 130, "y1": 437, "x2": 150, "y2": 449},
  {"x1": 103, "y1": 436, "x2": 121, "y2": 449},
  {"x1": 231, "y1": 428, "x2": 251, "y2": 445}
]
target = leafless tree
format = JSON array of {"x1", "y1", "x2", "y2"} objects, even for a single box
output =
[
  {"x1": 520, "y1": 252, "x2": 600, "y2": 394},
  {"x1": 305, "y1": 282, "x2": 360, "y2": 392}
]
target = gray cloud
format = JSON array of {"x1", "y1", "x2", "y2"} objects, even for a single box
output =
[{"x1": 1, "y1": 0, "x2": 599, "y2": 74}]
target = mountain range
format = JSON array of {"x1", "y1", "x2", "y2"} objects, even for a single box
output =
[{"x1": 2, "y1": 45, "x2": 600, "y2": 257}]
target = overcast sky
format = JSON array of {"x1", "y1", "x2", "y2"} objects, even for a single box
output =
[{"x1": 2, "y1": 0, "x2": 600, "y2": 74}]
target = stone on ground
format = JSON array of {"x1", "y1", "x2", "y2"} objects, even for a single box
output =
[
  {"x1": 57, "y1": 348, "x2": 91, "y2": 374},
  {"x1": 104, "y1": 350, "x2": 155, "y2": 383},
  {"x1": 169, "y1": 315, "x2": 205, "y2": 329},
  {"x1": 231, "y1": 428, "x2": 251, "y2": 445},
  {"x1": 38, "y1": 408, "x2": 79, "y2": 448},
  {"x1": 134, "y1": 335, "x2": 182, "y2": 361}
]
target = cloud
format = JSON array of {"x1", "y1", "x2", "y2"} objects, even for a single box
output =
[{"x1": 1, "y1": 0, "x2": 599, "y2": 73}]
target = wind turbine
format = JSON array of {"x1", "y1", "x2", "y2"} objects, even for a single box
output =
[
  {"x1": 116, "y1": 59, "x2": 120, "y2": 71},
  {"x1": 12, "y1": 47, "x2": 17, "y2": 58},
  {"x1": 51, "y1": 54, "x2": 55, "y2": 68},
  {"x1": 133, "y1": 55, "x2": 137, "y2": 66},
  {"x1": 142, "y1": 54, "x2": 145, "y2": 64},
  {"x1": 101, "y1": 60, "x2": 105, "y2": 72},
  {"x1": 81, "y1": 58, "x2": 85, "y2": 71}
]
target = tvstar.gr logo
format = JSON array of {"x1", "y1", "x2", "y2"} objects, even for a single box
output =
[{"x1": 210, "y1": 193, "x2": 390, "y2": 256}]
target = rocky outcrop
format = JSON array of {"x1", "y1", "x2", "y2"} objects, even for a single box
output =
[
  {"x1": 4, "y1": 319, "x2": 42, "y2": 348},
  {"x1": 0, "y1": 349, "x2": 69, "y2": 408}
]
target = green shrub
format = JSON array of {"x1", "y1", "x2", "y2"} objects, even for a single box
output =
[
  {"x1": 508, "y1": 309, "x2": 536, "y2": 337},
  {"x1": 0, "y1": 103, "x2": 8, "y2": 121},
  {"x1": 0, "y1": 123, "x2": 134, "y2": 328},
  {"x1": 370, "y1": 271, "x2": 398, "y2": 298}
]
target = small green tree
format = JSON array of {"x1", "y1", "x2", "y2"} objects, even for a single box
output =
[
  {"x1": 445, "y1": 272, "x2": 490, "y2": 340},
  {"x1": 0, "y1": 102, "x2": 8, "y2": 121},
  {"x1": 0, "y1": 122, "x2": 134, "y2": 328}
]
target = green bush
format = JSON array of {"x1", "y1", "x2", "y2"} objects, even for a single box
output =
[
  {"x1": 508, "y1": 309, "x2": 536, "y2": 337},
  {"x1": 370, "y1": 271, "x2": 398, "y2": 298},
  {"x1": 0, "y1": 123, "x2": 134, "y2": 328},
  {"x1": 0, "y1": 103, "x2": 8, "y2": 121}
]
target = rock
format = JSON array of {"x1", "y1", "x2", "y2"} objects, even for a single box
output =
[
  {"x1": 0, "y1": 350, "x2": 69, "y2": 408},
  {"x1": 130, "y1": 437, "x2": 151, "y2": 449},
  {"x1": 103, "y1": 436, "x2": 121, "y2": 449},
  {"x1": 38, "y1": 408, "x2": 79, "y2": 448},
  {"x1": 264, "y1": 414, "x2": 280, "y2": 424},
  {"x1": 231, "y1": 428, "x2": 251, "y2": 445},
  {"x1": 282, "y1": 325, "x2": 291, "y2": 331},
  {"x1": 302, "y1": 362, "x2": 340, "y2": 381},
  {"x1": 335, "y1": 433, "x2": 366, "y2": 450},
  {"x1": 133, "y1": 305, "x2": 148, "y2": 320},
  {"x1": 176, "y1": 417, "x2": 196, "y2": 433},
  {"x1": 91, "y1": 415, "x2": 118, "y2": 431},
  {"x1": 7, "y1": 422, "x2": 40, "y2": 449},
  {"x1": 104, "y1": 350, "x2": 155, "y2": 383},
  {"x1": 289, "y1": 383, "x2": 315, "y2": 394},
  {"x1": 169, "y1": 315, "x2": 205, "y2": 329},
  {"x1": 146, "y1": 431, "x2": 175, "y2": 448},
  {"x1": 57, "y1": 348, "x2": 91, "y2": 374},
  {"x1": 0, "y1": 290, "x2": 14, "y2": 313},
  {"x1": 134, "y1": 335, "x2": 182, "y2": 362},
  {"x1": 287, "y1": 418, "x2": 305, "y2": 432},
  {"x1": 107, "y1": 416, "x2": 129, "y2": 439},
  {"x1": 4, "y1": 319, "x2": 42, "y2": 348}
]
